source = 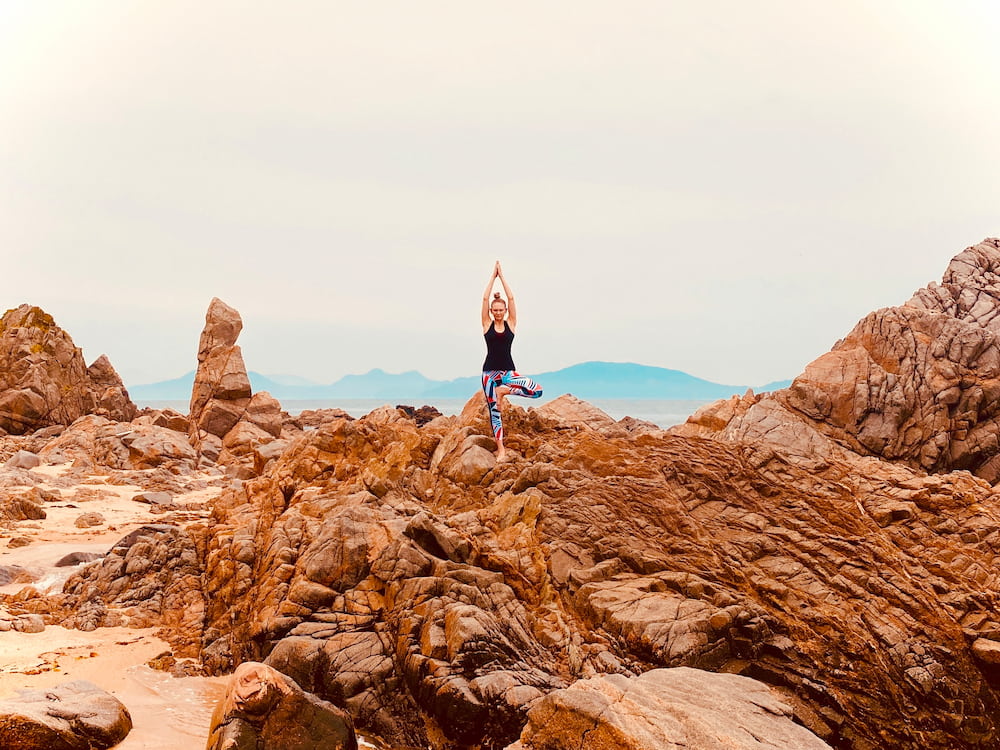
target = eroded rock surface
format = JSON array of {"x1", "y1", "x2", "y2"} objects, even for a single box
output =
[
  {"x1": 0, "y1": 679, "x2": 132, "y2": 750},
  {"x1": 507, "y1": 667, "x2": 832, "y2": 750},
  {"x1": 188, "y1": 299, "x2": 287, "y2": 471},
  {"x1": 0, "y1": 305, "x2": 136, "y2": 435},
  {"x1": 9, "y1": 241, "x2": 1000, "y2": 750},
  {"x1": 679, "y1": 238, "x2": 1000, "y2": 481},
  {"x1": 38, "y1": 415, "x2": 199, "y2": 471},
  {"x1": 188, "y1": 387, "x2": 1000, "y2": 750},
  {"x1": 36, "y1": 524, "x2": 206, "y2": 655},
  {"x1": 206, "y1": 661, "x2": 357, "y2": 750}
]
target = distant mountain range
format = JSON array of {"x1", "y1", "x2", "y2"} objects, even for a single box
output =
[{"x1": 128, "y1": 361, "x2": 791, "y2": 402}]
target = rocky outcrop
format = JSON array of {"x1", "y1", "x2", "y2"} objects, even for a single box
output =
[
  {"x1": 12, "y1": 241, "x2": 1000, "y2": 750},
  {"x1": 37, "y1": 415, "x2": 198, "y2": 471},
  {"x1": 679, "y1": 239, "x2": 1000, "y2": 481},
  {"x1": 0, "y1": 305, "x2": 136, "y2": 435},
  {"x1": 188, "y1": 299, "x2": 286, "y2": 470},
  {"x1": 0, "y1": 490, "x2": 46, "y2": 522},
  {"x1": 186, "y1": 390, "x2": 1000, "y2": 749},
  {"x1": 0, "y1": 679, "x2": 132, "y2": 750},
  {"x1": 507, "y1": 667, "x2": 832, "y2": 750},
  {"x1": 206, "y1": 661, "x2": 357, "y2": 750},
  {"x1": 34, "y1": 525, "x2": 206, "y2": 656}
]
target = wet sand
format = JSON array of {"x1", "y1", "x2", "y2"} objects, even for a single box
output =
[
  {"x1": 1, "y1": 460, "x2": 383, "y2": 748},
  {"x1": 0, "y1": 461, "x2": 228, "y2": 748}
]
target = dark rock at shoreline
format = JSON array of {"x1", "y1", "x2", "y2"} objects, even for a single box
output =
[
  {"x1": 206, "y1": 661, "x2": 357, "y2": 750},
  {"x1": 395, "y1": 404, "x2": 443, "y2": 426}
]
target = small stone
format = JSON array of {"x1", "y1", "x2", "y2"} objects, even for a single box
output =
[
  {"x1": 75, "y1": 512, "x2": 106, "y2": 528},
  {"x1": 131, "y1": 491, "x2": 174, "y2": 506},
  {"x1": 972, "y1": 638, "x2": 1000, "y2": 665},
  {"x1": 13, "y1": 614, "x2": 46, "y2": 633},
  {"x1": 4, "y1": 450, "x2": 41, "y2": 470}
]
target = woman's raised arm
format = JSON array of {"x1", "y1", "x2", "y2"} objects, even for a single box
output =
[
  {"x1": 482, "y1": 263, "x2": 499, "y2": 330},
  {"x1": 496, "y1": 262, "x2": 516, "y2": 331}
]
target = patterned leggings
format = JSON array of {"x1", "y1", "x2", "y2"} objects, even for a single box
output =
[{"x1": 481, "y1": 370, "x2": 543, "y2": 442}]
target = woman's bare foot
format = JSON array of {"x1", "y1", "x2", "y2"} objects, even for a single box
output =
[{"x1": 496, "y1": 449, "x2": 507, "y2": 462}]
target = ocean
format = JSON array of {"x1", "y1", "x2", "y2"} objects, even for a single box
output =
[{"x1": 137, "y1": 398, "x2": 711, "y2": 429}]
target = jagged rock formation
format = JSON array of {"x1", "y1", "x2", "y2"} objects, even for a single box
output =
[
  {"x1": 182, "y1": 390, "x2": 1000, "y2": 749},
  {"x1": 0, "y1": 305, "x2": 136, "y2": 435},
  {"x1": 38, "y1": 415, "x2": 199, "y2": 470},
  {"x1": 33, "y1": 524, "x2": 206, "y2": 655},
  {"x1": 12, "y1": 242, "x2": 1000, "y2": 749},
  {"x1": 680, "y1": 239, "x2": 1000, "y2": 481},
  {"x1": 188, "y1": 298, "x2": 285, "y2": 470},
  {"x1": 206, "y1": 661, "x2": 357, "y2": 750}
]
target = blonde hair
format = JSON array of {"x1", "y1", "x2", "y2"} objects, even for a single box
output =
[{"x1": 491, "y1": 292, "x2": 507, "y2": 309}]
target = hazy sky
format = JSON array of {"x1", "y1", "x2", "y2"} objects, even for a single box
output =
[{"x1": 2, "y1": 1, "x2": 998, "y2": 388}]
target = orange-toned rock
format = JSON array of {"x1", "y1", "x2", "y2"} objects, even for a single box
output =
[
  {"x1": 0, "y1": 305, "x2": 136, "y2": 434},
  {"x1": 190, "y1": 298, "x2": 252, "y2": 440},
  {"x1": 187, "y1": 299, "x2": 287, "y2": 471},
  {"x1": 507, "y1": 667, "x2": 831, "y2": 750},
  {"x1": 679, "y1": 239, "x2": 1000, "y2": 481},
  {"x1": 206, "y1": 661, "x2": 357, "y2": 750}
]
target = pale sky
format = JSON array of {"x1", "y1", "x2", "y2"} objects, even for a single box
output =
[{"x1": 2, "y1": 1, "x2": 998, "y2": 388}]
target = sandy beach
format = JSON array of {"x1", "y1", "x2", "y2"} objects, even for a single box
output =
[{"x1": 0, "y1": 460, "x2": 229, "y2": 748}]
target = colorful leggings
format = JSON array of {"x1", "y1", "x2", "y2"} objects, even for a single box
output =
[{"x1": 481, "y1": 370, "x2": 543, "y2": 442}]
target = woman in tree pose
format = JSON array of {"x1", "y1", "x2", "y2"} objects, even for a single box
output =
[{"x1": 481, "y1": 261, "x2": 543, "y2": 461}]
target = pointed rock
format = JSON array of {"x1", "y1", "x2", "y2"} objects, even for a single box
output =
[
  {"x1": 0, "y1": 304, "x2": 136, "y2": 434},
  {"x1": 189, "y1": 298, "x2": 252, "y2": 439}
]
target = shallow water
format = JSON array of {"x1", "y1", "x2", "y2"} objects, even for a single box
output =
[
  {"x1": 118, "y1": 666, "x2": 229, "y2": 749},
  {"x1": 139, "y1": 397, "x2": 710, "y2": 429}
]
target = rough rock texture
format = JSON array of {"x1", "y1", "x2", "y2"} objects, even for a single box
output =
[
  {"x1": 188, "y1": 299, "x2": 286, "y2": 469},
  {"x1": 0, "y1": 490, "x2": 46, "y2": 522},
  {"x1": 679, "y1": 239, "x2": 1000, "y2": 481},
  {"x1": 293, "y1": 408, "x2": 354, "y2": 430},
  {"x1": 13, "y1": 241, "x2": 1000, "y2": 750},
  {"x1": 0, "y1": 679, "x2": 132, "y2": 750},
  {"x1": 32, "y1": 525, "x2": 206, "y2": 656},
  {"x1": 0, "y1": 305, "x2": 136, "y2": 434},
  {"x1": 5, "y1": 450, "x2": 41, "y2": 470},
  {"x1": 187, "y1": 384, "x2": 1000, "y2": 750},
  {"x1": 507, "y1": 667, "x2": 831, "y2": 750},
  {"x1": 38, "y1": 415, "x2": 198, "y2": 471},
  {"x1": 206, "y1": 661, "x2": 357, "y2": 750}
]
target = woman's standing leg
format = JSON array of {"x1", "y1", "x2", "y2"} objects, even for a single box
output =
[{"x1": 482, "y1": 370, "x2": 507, "y2": 459}]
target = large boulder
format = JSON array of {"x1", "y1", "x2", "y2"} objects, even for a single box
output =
[
  {"x1": 206, "y1": 661, "x2": 357, "y2": 750},
  {"x1": 38, "y1": 415, "x2": 198, "y2": 471},
  {"x1": 507, "y1": 667, "x2": 831, "y2": 750},
  {"x1": 38, "y1": 525, "x2": 205, "y2": 656},
  {"x1": 0, "y1": 679, "x2": 132, "y2": 750},
  {"x1": 0, "y1": 305, "x2": 136, "y2": 435},
  {"x1": 678, "y1": 238, "x2": 1000, "y2": 481}
]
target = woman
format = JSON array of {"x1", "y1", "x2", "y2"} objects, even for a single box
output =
[{"x1": 481, "y1": 261, "x2": 543, "y2": 461}]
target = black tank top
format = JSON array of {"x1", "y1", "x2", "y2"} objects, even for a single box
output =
[{"x1": 483, "y1": 321, "x2": 515, "y2": 371}]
